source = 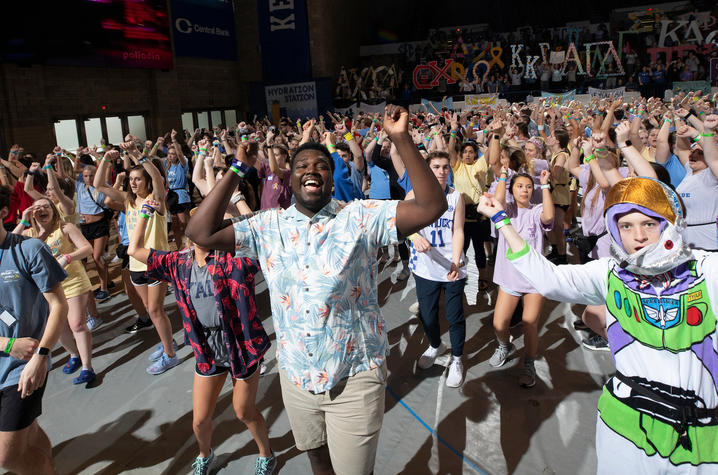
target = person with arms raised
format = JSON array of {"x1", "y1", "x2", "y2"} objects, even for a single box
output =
[{"x1": 186, "y1": 104, "x2": 447, "y2": 475}]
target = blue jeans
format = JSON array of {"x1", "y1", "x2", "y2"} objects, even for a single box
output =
[{"x1": 414, "y1": 274, "x2": 466, "y2": 356}]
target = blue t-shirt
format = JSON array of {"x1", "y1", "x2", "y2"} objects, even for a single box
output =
[
  {"x1": 75, "y1": 181, "x2": 108, "y2": 215},
  {"x1": 331, "y1": 152, "x2": 362, "y2": 201},
  {"x1": 349, "y1": 162, "x2": 364, "y2": 198},
  {"x1": 118, "y1": 211, "x2": 129, "y2": 246},
  {"x1": 368, "y1": 161, "x2": 391, "y2": 199},
  {"x1": 167, "y1": 161, "x2": 191, "y2": 204},
  {"x1": 0, "y1": 233, "x2": 67, "y2": 389},
  {"x1": 653, "y1": 69, "x2": 665, "y2": 84},
  {"x1": 663, "y1": 154, "x2": 688, "y2": 190},
  {"x1": 638, "y1": 71, "x2": 651, "y2": 85}
]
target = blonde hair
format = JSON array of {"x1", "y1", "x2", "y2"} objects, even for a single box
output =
[{"x1": 30, "y1": 198, "x2": 63, "y2": 237}]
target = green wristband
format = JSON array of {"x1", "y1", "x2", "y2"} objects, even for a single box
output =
[
  {"x1": 19, "y1": 219, "x2": 30, "y2": 227},
  {"x1": 584, "y1": 154, "x2": 595, "y2": 163},
  {"x1": 139, "y1": 212, "x2": 151, "y2": 220},
  {"x1": 229, "y1": 165, "x2": 245, "y2": 178},
  {"x1": 494, "y1": 218, "x2": 511, "y2": 230},
  {"x1": 4, "y1": 337, "x2": 14, "y2": 354},
  {"x1": 701, "y1": 132, "x2": 715, "y2": 137}
]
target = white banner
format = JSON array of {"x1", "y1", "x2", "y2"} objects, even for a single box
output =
[
  {"x1": 358, "y1": 101, "x2": 387, "y2": 115},
  {"x1": 265, "y1": 81, "x2": 318, "y2": 121},
  {"x1": 587, "y1": 86, "x2": 626, "y2": 99},
  {"x1": 464, "y1": 93, "x2": 499, "y2": 106},
  {"x1": 549, "y1": 51, "x2": 565, "y2": 64}
]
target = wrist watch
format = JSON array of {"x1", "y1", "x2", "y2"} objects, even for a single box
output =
[
  {"x1": 36, "y1": 347, "x2": 50, "y2": 357},
  {"x1": 619, "y1": 140, "x2": 632, "y2": 148}
]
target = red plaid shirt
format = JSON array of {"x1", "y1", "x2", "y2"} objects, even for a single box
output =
[{"x1": 147, "y1": 248, "x2": 270, "y2": 378}]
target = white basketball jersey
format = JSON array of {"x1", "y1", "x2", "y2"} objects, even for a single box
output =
[{"x1": 409, "y1": 187, "x2": 467, "y2": 282}]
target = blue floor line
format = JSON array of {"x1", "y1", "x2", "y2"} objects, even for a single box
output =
[{"x1": 386, "y1": 386, "x2": 487, "y2": 474}]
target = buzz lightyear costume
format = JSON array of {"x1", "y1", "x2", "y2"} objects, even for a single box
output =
[{"x1": 505, "y1": 177, "x2": 717, "y2": 473}]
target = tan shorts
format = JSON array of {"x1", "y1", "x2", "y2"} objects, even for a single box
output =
[{"x1": 279, "y1": 363, "x2": 387, "y2": 475}]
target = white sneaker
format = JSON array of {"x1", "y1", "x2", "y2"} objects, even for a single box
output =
[
  {"x1": 489, "y1": 342, "x2": 514, "y2": 368},
  {"x1": 418, "y1": 342, "x2": 447, "y2": 369},
  {"x1": 409, "y1": 302, "x2": 420, "y2": 314},
  {"x1": 446, "y1": 356, "x2": 464, "y2": 387}
]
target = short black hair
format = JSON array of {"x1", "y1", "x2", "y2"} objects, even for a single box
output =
[
  {"x1": 334, "y1": 142, "x2": 350, "y2": 154},
  {"x1": 291, "y1": 143, "x2": 335, "y2": 172}
]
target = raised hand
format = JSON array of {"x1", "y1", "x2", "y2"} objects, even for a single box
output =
[
  {"x1": 382, "y1": 104, "x2": 409, "y2": 137},
  {"x1": 539, "y1": 169, "x2": 550, "y2": 185},
  {"x1": 476, "y1": 193, "x2": 504, "y2": 219},
  {"x1": 614, "y1": 121, "x2": 631, "y2": 144},
  {"x1": 703, "y1": 114, "x2": 718, "y2": 131}
]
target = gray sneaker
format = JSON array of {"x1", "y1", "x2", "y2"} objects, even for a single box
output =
[
  {"x1": 489, "y1": 343, "x2": 514, "y2": 368},
  {"x1": 192, "y1": 449, "x2": 214, "y2": 475},
  {"x1": 255, "y1": 453, "x2": 276, "y2": 475},
  {"x1": 519, "y1": 358, "x2": 536, "y2": 388}
]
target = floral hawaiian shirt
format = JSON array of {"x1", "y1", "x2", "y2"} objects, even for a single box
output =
[{"x1": 232, "y1": 199, "x2": 399, "y2": 393}]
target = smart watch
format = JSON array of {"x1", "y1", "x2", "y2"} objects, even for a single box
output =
[{"x1": 36, "y1": 347, "x2": 50, "y2": 356}]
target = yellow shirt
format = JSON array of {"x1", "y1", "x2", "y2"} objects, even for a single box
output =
[
  {"x1": 30, "y1": 225, "x2": 91, "y2": 299},
  {"x1": 58, "y1": 196, "x2": 78, "y2": 224},
  {"x1": 452, "y1": 158, "x2": 488, "y2": 206},
  {"x1": 641, "y1": 146, "x2": 656, "y2": 163},
  {"x1": 550, "y1": 151, "x2": 570, "y2": 206},
  {"x1": 126, "y1": 201, "x2": 169, "y2": 272}
]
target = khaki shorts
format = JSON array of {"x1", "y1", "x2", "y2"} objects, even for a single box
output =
[{"x1": 279, "y1": 363, "x2": 387, "y2": 475}]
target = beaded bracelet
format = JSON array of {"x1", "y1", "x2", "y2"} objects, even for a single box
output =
[
  {"x1": 494, "y1": 218, "x2": 511, "y2": 230},
  {"x1": 19, "y1": 219, "x2": 30, "y2": 227},
  {"x1": 4, "y1": 337, "x2": 15, "y2": 355},
  {"x1": 490, "y1": 210, "x2": 508, "y2": 224}
]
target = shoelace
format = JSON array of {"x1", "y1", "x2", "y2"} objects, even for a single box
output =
[
  {"x1": 192, "y1": 455, "x2": 211, "y2": 473},
  {"x1": 255, "y1": 456, "x2": 274, "y2": 474}
]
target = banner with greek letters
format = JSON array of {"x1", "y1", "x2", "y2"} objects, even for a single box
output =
[
  {"x1": 587, "y1": 87, "x2": 625, "y2": 99},
  {"x1": 265, "y1": 81, "x2": 318, "y2": 120},
  {"x1": 464, "y1": 94, "x2": 498, "y2": 106},
  {"x1": 541, "y1": 90, "x2": 576, "y2": 103}
]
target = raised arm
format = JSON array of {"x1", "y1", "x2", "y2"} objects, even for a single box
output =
[
  {"x1": 566, "y1": 138, "x2": 584, "y2": 178},
  {"x1": 615, "y1": 121, "x2": 657, "y2": 179},
  {"x1": 171, "y1": 129, "x2": 187, "y2": 168},
  {"x1": 448, "y1": 113, "x2": 460, "y2": 167},
  {"x1": 127, "y1": 200, "x2": 159, "y2": 264},
  {"x1": 43, "y1": 155, "x2": 74, "y2": 216},
  {"x1": 185, "y1": 143, "x2": 256, "y2": 251},
  {"x1": 192, "y1": 138, "x2": 211, "y2": 197},
  {"x1": 94, "y1": 150, "x2": 126, "y2": 203},
  {"x1": 700, "y1": 114, "x2": 718, "y2": 180},
  {"x1": 23, "y1": 163, "x2": 45, "y2": 201},
  {"x1": 389, "y1": 105, "x2": 447, "y2": 237},
  {"x1": 389, "y1": 142, "x2": 405, "y2": 179},
  {"x1": 655, "y1": 112, "x2": 673, "y2": 164}
]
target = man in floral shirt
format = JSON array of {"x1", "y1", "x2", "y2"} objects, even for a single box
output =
[{"x1": 186, "y1": 105, "x2": 447, "y2": 474}]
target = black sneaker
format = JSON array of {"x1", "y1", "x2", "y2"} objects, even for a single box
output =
[
  {"x1": 95, "y1": 289, "x2": 111, "y2": 301},
  {"x1": 573, "y1": 319, "x2": 589, "y2": 331},
  {"x1": 125, "y1": 318, "x2": 154, "y2": 334},
  {"x1": 582, "y1": 333, "x2": 610, "y2": 351},
  {"x1": 107, "y1": 281, "x2": 116, "y2": 290}
]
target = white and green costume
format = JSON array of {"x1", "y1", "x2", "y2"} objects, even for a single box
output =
[{"x1": 507, "y1": 178, "x2": 718, "y2": 473}]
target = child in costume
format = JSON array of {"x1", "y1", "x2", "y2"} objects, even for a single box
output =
[{"x1": 477, "y1": 177, "x2": 717, "y2": 473}]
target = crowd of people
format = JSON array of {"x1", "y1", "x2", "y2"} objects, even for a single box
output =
[{"x1": 0, "y1": 89, "x2": 717, "y2": 474}]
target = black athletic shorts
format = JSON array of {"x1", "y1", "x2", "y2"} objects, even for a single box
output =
[
  {"x1": 130, "y1": 270, "x2": 160, "y2": 287},
  {"x1": 0, "y1": 377, "x2": 47, "y2": 431},
  {"x1": 169, "y1": 201, "x2": 193, "y2": 215},
  {"x1": 80, "y1": 218, "x2": 110, "y2": 241}
]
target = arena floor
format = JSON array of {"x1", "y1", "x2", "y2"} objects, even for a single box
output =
[{"x1": 40, "y1": 248, "x2": 614, "y2": 475}]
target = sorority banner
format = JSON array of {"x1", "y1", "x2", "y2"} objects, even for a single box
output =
[
  {"x1": 587, "y1": 87, "x2": 626, "y2": 99},
  {"x1": 265, "y1": 81, "x2": 318, "y2": 120},
  {"x1": 171, "y1": 0, "x2": 236, "y2": 60},
  {"x1": 673, "y1": 81, "x2": 712, "y2": 95},
  {"x1": 257, "y1": 0, "x2": 312, "y2": 83},
  {"x1": 541, "y1": 90, "x2": 576, "y2": 103},
  {"x1": 421, "y1": 97, "x2": 454, "y2": 111},
  {"x1": 465, "y1": 94, "x2": 499, "y2": 106}
]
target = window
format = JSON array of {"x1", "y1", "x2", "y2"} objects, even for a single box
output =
[
  {"x1": 84, "y1": 118, "x2": 103, "y2": 148},
  {"x1": 128, "y1": 115, "x2": 146, "y2": 140},
  {"x1": 224, "y1": 109, "x2": 237, "y2": 128},
  {"x1": 54, "y1": 120, "x2": 80, "y2": 152},
  {"x1": 211, "y1": 110, "x2": 222, "y2": 128},
  {"x1": 181, "y1": 112, "x2": 194, "y2": 132},
  {"x1": 106, "y1": 117, "x2": 124, "y2": 145},
  {"x1": 197, "y1": 111, "x2": 209, "y2": 130}
]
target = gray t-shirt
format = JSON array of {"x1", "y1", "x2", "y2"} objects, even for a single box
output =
[
  {"x1": 0, "y1": 233, "x2": 67, "y2": 389},
  {"x1": 189, "y1": 261, "x2": 219, "y2": 328}
]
